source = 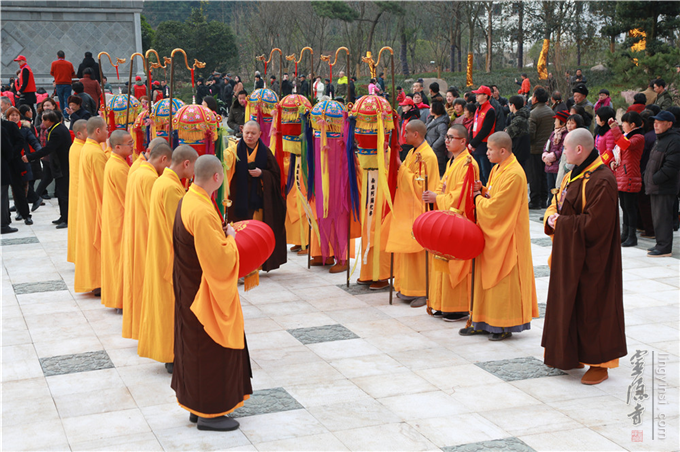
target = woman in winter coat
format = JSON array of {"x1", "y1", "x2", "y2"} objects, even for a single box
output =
[
  {"x1": 594, "y1": 106, "x2": 616, "y2": 162},
  {"x1": 609, "y1": 112, "x2": 645, "y2": 247},
  {"x1": 5, "y1": 107, "x2": 37, "y2": 215},
  {"x1": 398, "y1": 96, "x2": 422, "y2": 160},
  {"x1": 542, "y1": 109, "x2": 569, "y2": 203},
  {"x1": 425, "y1": 101, "x2": 450, "y2": 177},
  {"x1": 17, "y1": 105, "x2": 43, "y2": 206},
  {"x1": 413, "y1": 92, "x2": 430, "y2": 123}
]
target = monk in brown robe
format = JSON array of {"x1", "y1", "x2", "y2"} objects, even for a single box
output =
[
  {"x1": 226, "y1": 120, "x2": 286, "y2": 271},
  {"x1": 172, "y1": 155, "x2": 252, "y2": 432},
  {"x1": 543, "y1": 128, "x2": 627, "y2": 385}
]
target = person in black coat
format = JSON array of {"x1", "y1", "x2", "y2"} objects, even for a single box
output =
[
  {"x1": 24, "y1": 110, "x2": 72, "y2": 227},
  {"x1": 2, "y1": 119, "x2": 32, "y2": 231},
  {"x1": 281, "y1": 73, "x2": 293, "y2": 97},
  {"x1": 347, "y1": 76, "x2": 357, "y2": 104},
  {"x1": 76, "y1": 52, "x2": 100, "y2": 82},
  {"x1": 65, "y1": 96, "x2": 91, "y2": 128}
]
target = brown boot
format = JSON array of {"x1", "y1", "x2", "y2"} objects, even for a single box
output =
[
  {"x1": 329, "y1": 262, "x2": 348, "y2": 273},
  {"x1": 310, "y1": 257, "x2": 324, "y2": 266},
  {"x1": 369, "y1": 280, "x2": 389, "y2": 290},
  {"x1": 581, "y1": 366, "x2": 608, "y2": 385},
  {"x1": 290, "y1": 245, "x2": 302, "y2": 252},
  {"x1": 297, "y1": 248, "x2": 308, "y2": 256}
]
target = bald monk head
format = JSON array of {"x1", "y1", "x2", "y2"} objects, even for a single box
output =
[
  {"x1": 404, "y1": 119, "x2": 427, "y2": 147},
  {"x1": 147, "y1": 142, "x2": 172, "y2": 175},
  {"x1": 193, "y1": 154, "x2": 224, "y2": 196},
  {"x1": 170, "y1": 145, "x2": 199, "y2": 180},
  {"x1": 486, "y1": 131, "x2": 513, "y2": 165},
  {"x1": 86, "y1": 116, "x2": 107, "y2": 143},
  {"x1": 72, "y1": 119, "x2": 88, "y2": 141},
  {"x1": 563, "y1": 128, "x2": 595, "y2": 166},
  {"x1": 242, "y1": 120, "x2": 262, "y2": 148},
  {"x1": 110, "y1": 130, "x2": 133, "y2": 158}
]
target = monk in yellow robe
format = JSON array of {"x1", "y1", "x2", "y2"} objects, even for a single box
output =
[
  {"x1": 73, "y1": 117, "x2": 108, "y2": 294},
  {"x1": 130, "y1": 137, "x2": 165, "y2": 176},
  {"x1": 138, "y1": 145, "x2": 198, "y2": 371},
  {"x1": 171, "y1": 155, "x2": 252, "y2": 431},
  {"x1": 66, "y1": 119, "x2": 88, "y2": 264},
  {"x1": 460, "y1": 132, "x2": 538, "y2": 341},
  {"x1": 423, "y1": 124, "x2": 479, "y2": 320},
  {"x1": 121, "y1": 142, "x2": 172, "y2": 339},
  {"x1": 283, "y1": 152, "x2": 309, "y2": 253},
  {"x1": 386, "y1": 119, "x2": 439, "y2": 307},
  {"x1": 100, "y1": 131, "x2": 133, "y2": 310}
]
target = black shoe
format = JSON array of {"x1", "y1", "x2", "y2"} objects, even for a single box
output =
[
  {"x1": 621, "y1": 235, "x2": 637, "y2": 247},
  {"x1": 528, "y1": 203, "x2": 541, "y2": 210},
  {"x1": 190, "y1": 413, "x2": 198, "y2": 423},
  {"x1": 621, "y1": 225, "x2": 629, "y2": 244},
  {"x1": 431, "y1": 310, "x2": 443, "y2": 317},
  {"x1": 52, "y1": 218, "x2": 63, "y2": 224},
  {"x1": 489, "y1": 332, "x2": 513, "y2": 341},
  {"x1": 648, "y1": 248, "x2": 672, "y2": 258},
  {"x1": 15, "y1": 214, "x2": 23, "y2": 221},
  {"x1": 197, "y1": 416, "x2": 240, "y2": 431},
  {"x1": 31, "y1": 197, "x2": 43, "y2": 212},
  {"x1": 9, "y1": 205, "x2": 16, "y2": 212},
  {"x1": 42, "y1": 194, "x2": 51, "y2": 200},
  {"x1": 1, "y1": 226, "x2": 18, "y2": 234},
  {"x1": 24, "y1": 217, "x2": 33, "y2": 225},
  {"x1": 443, "y1": 312, "x2": 469, "y2": 322},
  {"x1": 459, "y1": 327, "x2": 490, "y2": 336},
  {"x1": 56, "y1": 222, "x2": 67, "y2": 229},
  {"x1": 539, "y1": 216, "x2": 544, "y2": 222},
  {"x1": 165, "y1": 363, "x2": 174, "y2": 374},
  {"x1": 93, "y1": 288, "x2": 101, "y2": 297}
]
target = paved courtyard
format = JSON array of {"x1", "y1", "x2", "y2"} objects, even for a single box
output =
[{"x1": 2, "y1": 198, "x2": 679, "y2": 451}]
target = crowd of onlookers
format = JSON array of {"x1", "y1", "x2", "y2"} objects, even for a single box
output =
[{"x1": 2, "y1": 51, "x2": 679, "y2": 258}]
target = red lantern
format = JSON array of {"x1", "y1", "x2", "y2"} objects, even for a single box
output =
[
  {"x1": 232, "y1": 220, "x2": 276, "y2": 278},
  {"x1": 412, "y1": 210, "x2": 485, "y2": 261}
]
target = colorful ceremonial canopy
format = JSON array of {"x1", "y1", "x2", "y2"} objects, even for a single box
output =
[
  {"x1": 246, "y1": 88, "x2": 279, "y2": 147},
  {"x1": 350, "y1": 94, "x2": 394, "y2": 170},
  {"x1": 172, "y1": 104, "x2": 221, "y2": 155},
  {"x1": 107, "y1": 94, "x2": 140, "y2": 129},
  {"x1": 278, "y1": 94, "x2": 312, "y2": 155}
]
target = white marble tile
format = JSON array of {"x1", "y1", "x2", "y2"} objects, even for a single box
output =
[
  {"x1": 364, "y1": 332, "x2": 441, "y2": 354},
  {"x1": 2, "y1": 395, "x2": 61, "y2": 428},
  {"x1": 378, "y1": 390, "x2": 471, "y2": 420},
  {"x1": 306, "y1": 398, "x2": 402, "y2": 432},
  {"x1": 479, "y1": 404, "x2": 583, "y2": 437},
  {"x1": 154, "y1": 425, "x2": 252, "y2": 450},
  {"x1": 451, "y1": 381, "x2": 544, "y2": 411},
  {"x1": 519, "y1": 427, "x2": 626, "y2": 451},
  {"x1": 510, "y1": 375, "x2": 608, "y2": 404},
  {"x1": 54, "y1": 386, "x2": 138, "y2": 418},
  {"x1": 47, "y1": 368, "x2": 126, "y2": 397},
  {"x1": 267, "y1": 360, "x2": 345, "y2": 387},
  {"x1": 272, "y1": 312, "x2": 337, "y2": 330},
  {"x1": 70, "y1": 432, "x2": 164, "y2": 451},
  {"x1": 329, "y1": 353, "x2": 407, "y2": 379},
  {"x1": 344, "y1": 318, "x2": 416, "y2": 338},
  {"x1": 549, "y1": 394, "x2": 637, "y2": 427},
  {"x1": 591, "y1": 419, "x2": 680, "y2": 452},
  {"x1": 292, "y1": 284, "x2": 352, "y2": 301},
  {"x1": 286, "y1": 378, "x2": 373, "y2": 408},
  {"x1": 33, "y1": 335, "x2": 105, "y2": 358},
  {"x1": 256, "y1": 300, "x2": 319, "y2": 317},
  {"x1": 335, "y1": 422, "x2": 439, "y2": 451},
  {"x1": 416, "y1": 363, "x2": 505, "y2": 394},
  {"x1": 106, "y1": 346, "x2": 158, "y2": 368},
  {"x1": 244, "y1": 317, "x2": 284, "y2": 334},
  {"x1": 388, "y1": 347, "x2": 469, "y2": 370},
  {"x1": 2, "y1": 357, "x2": 44, "y2": 382},
  {"x1": 245, "y1": 330, "x2": 302, "y2": 351},
  {"x1": 306, "y1": 295, "x2": 369, "y2": 311},
  {"x1": 238, "y1": 409, "x2": 329, "y2": 444},
  {"x1": 254, "y1": 432, "x2": 349, "y2": 451},
  {"x1": 61, "y1": 408, "x2": 151, "y2": 444},
  {"x1": 626, "y1": 323, "x2": 680, "y2": 344},
  {"x1": 251, "y1": 345, "x2": 323, "y2": 369},
  {"x1": 409, "y1": 412, "x2": 510, "y2": 447},
  {"x1": 2, "y1": 343, "x2": 38, "y2": 362},
  {"x1": 1, "y1": 376, "x2": 51, "y2": 403},
  {"x1": 352, "y1": 371, "x2": 437, "y2": 399},
  {"x1": 1, "y1": 419, "x2": 69, "y2": 451},
  {"x1": 140, "y1": 403, "x2": 196, "y2": 432},
  {"x1": 325, "y1": 307, "x2": 392, "y2": 324},
  {"x1": 307, "y1": 338, "x2": 382, "y2": 361}
]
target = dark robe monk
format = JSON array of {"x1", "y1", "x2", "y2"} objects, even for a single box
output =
[
  {"x1": 171, "y1": 155, "x2": 252, "y2": 431},
  {"x1": 227, "y1": 121, "x2": 286, "y2": 271},
  {"x1": 542, "y1": 129, "x2": 626, "y2": 385}
]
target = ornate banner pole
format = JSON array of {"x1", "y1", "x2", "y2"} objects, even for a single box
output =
[
  {"x1": 97, "y1": 52, "x2": 126, "y2": 132},
  {"x1": 168, "y1": 48, "x2": 206, "y2": 144}
]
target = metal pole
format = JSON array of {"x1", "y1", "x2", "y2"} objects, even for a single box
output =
[
  {"x1": 168, "y1": 58, "x2": 174, "y2": 145},
  {"x1": 388, "y1": 253, "x2": 394, "y2": 305}
]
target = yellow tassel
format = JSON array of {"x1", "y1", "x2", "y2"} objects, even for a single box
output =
[
  {"x1": 281, "y1": 110, "x2": 300, "y2": 123},
  {"x1": 321, "y1": 121, "x2": 330, "y2": 219},
  {"x1": 245, "y1": 100, "x2": 252, "y2": 124},
  {"x1": 244, "y1": 271, "x2": 259, "y2": 291}
]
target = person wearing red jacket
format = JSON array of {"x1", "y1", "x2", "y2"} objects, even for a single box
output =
[
  {"x1": 515, "y1": 73, "x2": 531, "y2": 97},
  {"x1": 133, "y1": 76, "x2": 148, "y2": 100},
  {"x1": 609, "y1": 113, "x2": 645, "y2": 247},
  {"x1": 51, "y1": 50, "x2": 76, "y2": 121},
  {"x1": 626, "y1": 93, "x2": 647, "y2": 114},
  {"x1": 79, "y1": 67, "x2": 101, "y2": 108},
  {"x1": 14, "y1": 55, "x2": 36, "y2": 118}
]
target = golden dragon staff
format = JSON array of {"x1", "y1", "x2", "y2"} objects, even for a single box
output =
[
  {"x1": 168, "y1": 48, "x2": 206, "y2": 141},
  {"x1": 256, "y1": 48, "x2": 283, "y2": 95}
]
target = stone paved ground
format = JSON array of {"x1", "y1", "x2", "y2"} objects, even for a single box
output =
[{"x1": 2, "y1": 198, "x2": 679, "y2": 451}]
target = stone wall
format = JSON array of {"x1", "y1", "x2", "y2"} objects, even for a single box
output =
[{"x1": 1, "y1": 1, "x2": 143, "y2": 89}]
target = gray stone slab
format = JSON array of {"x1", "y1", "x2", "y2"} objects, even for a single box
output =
[
  {"x1": 475, "y1": 356, "x2": 566, "y2": 382},
  {"x1": 528, "y1": 209, "x2": 547, "y2": 224},
  {"x1": 533, "y1": 265, "x2": 551, "y2": 278},
  {"x1": 13, "y1": 280, "x2": 68, "y2": 295},
  {"x1": 288, "y1": 324, "x2": 359, "y2": 345},
  {"x1": 230, "y1": 387, "x2": 303, "y2": 418},
  {"x1": 40, "y1": 350, "x2": 114, "y2": 377},
  {"x1": 337, "y1": 283, "x2": 374, "y2": 295},
  {"x1": 537, "y1": 303, "x2": 546, "y2": 319},
  {"x1": 531, "y1": 237, "x2": 553, "y2": 247},
  {"x1": 2, "y1": 236, "x2": 39, "y2": 246},
  {"x1": 443, "y1": 437, "x2": 536, "y2": 452}
]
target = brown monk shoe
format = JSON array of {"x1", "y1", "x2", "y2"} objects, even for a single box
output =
[
  {"x1": 329, "y1": 262, "x2": 348, "y2": 273},
  {"x1": 290, "y1": 245, "x2": 302, "y2": 252},
  {"x1": 581, "y1": 366, "x2": 608, "y2": 385}
]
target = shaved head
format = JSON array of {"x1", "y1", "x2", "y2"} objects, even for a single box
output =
[
  {"x1": 406, "y1": 119, "x2": 427, "y2": 139},
  {"x1": 72, "y1": 119, "x2": 88, "y2": 136},
  {"x1": 109, "y1": 130, "x2": 131, "y2": 147},
  {"x1": 148, "y1": 137, "x2": 168, "y2": 152},
  {"x1": 564, "y1": 128, "x2": 594, "y2": 151},
  {"x1": 86, "y1": 116, "x2": 106, "y2": 135},
  {"x1": 194, "y1": 154, "x2": 223, "y2": 183},
  {"x1": 244, "y1": 120, "x2": 260, "y2": 131},
  {"x1": 149, "y1": 142, "x2": 172, "y2": 159},
  {"x1": 487, "y1": 131, "x2": 512, "y2": 152},
  {"x1": 172, "y1": 145, "x2": 199, "y2": 164}
]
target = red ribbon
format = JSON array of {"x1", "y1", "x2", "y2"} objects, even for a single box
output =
[
  {"x1": 191, "y1": 68, "x2": 195, "y2": 88},
  {"x1": 115, "y1": 66, "x2": 119, "y2": 80},
  {"x1": 330, "y1": 65, "x2": 333, "y2": 84},
  {"x1": 264, "y1": 61, "x2": 268, "y2": 78},
  {"x1": 295, "y1": 62, "x2": 298, "y2": 78}
]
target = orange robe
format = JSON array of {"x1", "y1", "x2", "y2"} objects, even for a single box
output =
[
  {"x1": 67, "y1": 138, "x2": 85, "y2": 264},
  {"x1": 137, "y1": 168, "x2": 185, "y2": 363},
  {"x1": 385, "y1": 141, "x2": 439, "y2": 297},
  {"x1": 73, "y1": 138, "x2": 107, "y2": 292},
  {"x1": 121, "y1": 161, "x2": 158, "y2": 339},
  {"x1": 428, "y1": 151, "x2": 479, "y2": 313},
  {"x1": 284, "y1": 153, "x2": 309, "y2": 248},
  {"x1": 473, "y1": 155, "x2": 538, "y2": 332},
  {"x1": 359, "y1": 170, "x2": 391, "y2": 282},
  {"x1": 100, "y1": 153, "x2": 129, "y2": 309},
  {"x1": 129, "y1": 152, "x2": 147, "y2": 176}
]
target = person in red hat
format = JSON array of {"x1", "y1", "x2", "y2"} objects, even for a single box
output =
[
  {"x1": 398, "y1": 96, "x2": 422, "y2": 159},
  {"x1": 133, "y1": 75, "x2": 148, "y2": 100},
  {"x1": 151, "y1": 81, "x2": 163, "y2": 103},
  {"x1": 542, "y1": 109, "x2": 570, "y2": 203},
  {"x1": 468, "y1": 85, "x2": 496, "y2": 184},
  {"x1": 14, "y1": 55, "x2": 37, "y2": 118}
]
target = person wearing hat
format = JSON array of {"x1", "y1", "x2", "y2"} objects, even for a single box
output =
[
  {"x1": 133, "y1": 75, "x2": 148, "y2": 101},
  {"x1": 467, "y1": 85, "x2": 496, "y2": 185},
  {"x1": 594, "y1": 88, "x2": 612, "y2": 112},
  {"x1": 644, "y1": 110, "x2": 680, "y2": 257},
  {"x1": 14, "y1": 55, "x2": 37, "y2": 119},
  {"x1": 398, "y1": 96, "x2": 422, "y2": 160},
  {"x1": 571, "y1": 84, "x2": 594, "y2": 129},
  {"x1": 324, "y1": 78, "x2": 334, "y2": 99},
  {"x1": 151, "y1": 80, "x2": 163, "y2": 103},
  {"x1": 542, "y1": 109, "x2": 569, "y2": 203}
]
